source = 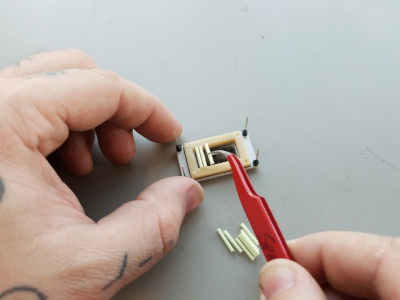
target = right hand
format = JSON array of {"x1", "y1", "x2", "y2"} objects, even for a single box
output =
[{"x1": 259, "y1": 231, "x2": 400, "y2": 299}]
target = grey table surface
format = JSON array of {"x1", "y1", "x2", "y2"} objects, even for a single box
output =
[{"x1": 1, "y1": 1, "x2": 400, "y2": 299}]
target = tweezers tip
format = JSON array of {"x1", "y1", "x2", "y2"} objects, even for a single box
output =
[{"x1": 210, "y1": 150, "x2": 232, "y2": 159}]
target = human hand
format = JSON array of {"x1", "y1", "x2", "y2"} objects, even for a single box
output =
[
  {"x1": 259, "y1": 231, "x2": 400, "y2": 299},
  {"x1": 0, "y1": 49, "x2": 204, "y2": 299}
]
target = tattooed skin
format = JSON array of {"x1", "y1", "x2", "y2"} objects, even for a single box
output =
[
  {"x1": 102, "y1": 253, "x2": 128, "y2": 291},
  {"x1": 138, "y1": 256, "x2": 153, "y2": 268},
  {"x1": 0, "y1": 286, "x2": 47, "y2": 300},
  {"x1": 0, "y1": 178, "x2": 4, "y2": 202}
]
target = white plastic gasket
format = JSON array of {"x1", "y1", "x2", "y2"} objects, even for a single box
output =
[
  {"x1": 240, "y1": 223, "x2": 260, "y2": 246},
  {"x1": 217, "y1": 228, "x2": 234, "y2": 253}
]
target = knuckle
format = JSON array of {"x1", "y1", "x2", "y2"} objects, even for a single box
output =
[
  {"x1": 95, "y1": 69, "x2": 122, "y2": 94},
  {"x1": 80, "y1": 69, "x2": 122, "y2": 100},
  {"x1": 99, "y1": 69, "x2": 120, "y2": 82},
  {"x1": 63, "y1": 48, "x2": 98, "y2": 69},
  {"x1": 371, "y1": 236, "x2": 400, "y2": 298},
  {"x1": 157, "y1": 206, "x2": 181, "y2": 254}
]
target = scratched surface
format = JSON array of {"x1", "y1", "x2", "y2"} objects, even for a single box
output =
[{"x1": 1, "y1": 1, "x2": 400, "y2": 299}]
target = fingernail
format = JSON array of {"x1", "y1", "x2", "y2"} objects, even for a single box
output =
[
  {"x1": 261, "y1": 266, "x2": 295, "y2": 299},
  {"x1": 185, "y1": 181, "x2": 204, "y2": 213}
]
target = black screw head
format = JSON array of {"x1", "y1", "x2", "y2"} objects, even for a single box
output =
[
  {"x1": 176, "y1": 144, "x2": 182, "y2": 152},
  {"x1": 242, "y1": 129, "x2": 248, "y2": 136},
  {"x1": 253, "y1": 159, "x2": 259, "y2": 167}
]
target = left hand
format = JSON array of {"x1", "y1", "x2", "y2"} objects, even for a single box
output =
[{"x1": 0, "y1": 49, "x2": 204, "y2": 300}]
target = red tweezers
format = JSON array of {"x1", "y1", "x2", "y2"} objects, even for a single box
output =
[{"x1": 227, "y1": 154, "x2": 294, "y2": 261}]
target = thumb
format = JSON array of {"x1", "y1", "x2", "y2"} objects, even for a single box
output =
[
  {"x1": 94, "y1": 176, "x2": 204, "y2": 293},
  {"x1": 259, "y1": 259, "x2": 326, "y2": 300}
]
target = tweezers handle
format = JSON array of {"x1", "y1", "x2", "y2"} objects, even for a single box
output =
[{"x1": 227, "y1": 154, "x2": 293, "y2": 261}]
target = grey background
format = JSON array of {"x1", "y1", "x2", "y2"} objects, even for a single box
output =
[{"x1": 1, "y1": 1, "x2": 400, "y2": 299}]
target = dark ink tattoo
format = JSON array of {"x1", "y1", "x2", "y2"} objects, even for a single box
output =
[
  {"x1": 0, "y1": 286, "x2": 47, "y2": 300},
  {"x1": 138, "y1": 256, "x2": 153, "y2": 267},
  {"x1": 0, "y1": 178, "x2": 4, "y2": 202},
  {"x1": 102, "y1": 253, "x2": 128, "y2": 291}
]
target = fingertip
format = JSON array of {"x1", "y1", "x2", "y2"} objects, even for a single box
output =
[
  {"x1": 134, "y1": 101, "x2": 183, "y2": 143},
  {"x1": 96, "y1": 122, "x2": 136, "y2": 164},
  {"x1": 286, "y1": 238, "x2": 300, "y2": 259},
  {"x1": 60, "y1": 130, "x2": 95, "y2": 176},
  {"x1": 259, "y1": 259, "x2": 325, "y2": 300},
  {"x1": 175, "y1": 119, "x2": 183, "y2": 137},
  {"x1": 184, "y1": 179, "x2": 204, "y2": 213},
  {"x1": 63, "y1": 158, "x2": 93, "y2": 176},
  {"x1": 259, "y1": 260, "x2": 295, "y2": 300},
  {"x1": 137, "y1": 176, "x2": 204, "y2": 214}
]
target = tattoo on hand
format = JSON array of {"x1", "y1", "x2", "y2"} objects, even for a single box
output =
[
  {"x1": 0, "y1": 286, "x2": 47, "y2": 300},
  {"x1": 102, "y1": 253, "x2": 128, "y2": 291},
  {"x1": 0, "y1": 178, "x2": 4, "y2": 202},
  {"x1": 138, "y1": 256, "x2": 153, "y2": 267}
]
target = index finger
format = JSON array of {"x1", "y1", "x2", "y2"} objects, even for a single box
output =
[
  {"x1": 8, "y1": 69, "x2": 181, "y2": 156},
  {"x1": 289, "y1": 231, "x2": 400, "y2": 299}
]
